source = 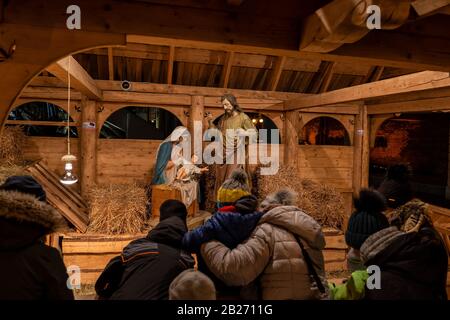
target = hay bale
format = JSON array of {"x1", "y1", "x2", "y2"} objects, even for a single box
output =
[
  {"x1": 0, "y1": 126, "x2": 26, "y2": 166},
  {"x1": 87, "y1": 183, "x2": 148, "y2": 235},
  {"x1": 257, "y1": 165, "x2": 346, "y2": 231}
]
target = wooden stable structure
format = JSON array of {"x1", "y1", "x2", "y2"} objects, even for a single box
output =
[{"x1": 1, "y1": 0, "x2": 450, "y2": 292}]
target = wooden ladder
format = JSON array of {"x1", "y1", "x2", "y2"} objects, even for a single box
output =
[{"x1": 26, "y1": 161, "x2": 89, "y2": 232}]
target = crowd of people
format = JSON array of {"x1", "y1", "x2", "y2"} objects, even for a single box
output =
[{"x1": 0, "y1": 164, "x2": 448, "y2": 300}]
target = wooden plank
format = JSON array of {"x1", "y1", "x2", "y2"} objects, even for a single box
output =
[
  {"x1": 319, "y1": 62, "x2": 336, "y2": 93},
  {"x1": 367, "y1": 96, "x2": 450, "y2": 115},
  {"x1": 167, "y1": 45, "x2": 175, "y2": 84},
  {"x1": 412, "y1": 0, "x2": 450, "y2": 16},
  {"x1": 29, "y1": 167, "x2": 88, "y2": 231},
  {"x1": 220, "y1": 51, "x2": 234, "y2": 88},
  {"x1": 46, "y1": 56, "x2": 103, "y2": 100},
  {"x1": 107, "y1": 47, "x2": 114, "y2": 81},
  {"x1": 284, "y1": 71, "x2": 450, "y2": 110},
  {"x1": 363, "y1": 66, "x2": 384, "y2": 83},
  {"x1": 267, "y1": 56, "x2": 286, "y2": 91},
  {"x1": 101, "y1": 91, "x2": 192, "y2": 105},
  {"x1": 325, "y1": 235, "x2": 347, "y2": 250},
  {"x1": 80, "y1": 98, "x2": 97, "y2": 198},
  {"x1": 35, "y1": 162, "x2": 85, "y2": 205},
  {"x1": 5, "y1": 120, "x2": 78, "y2": 127},
  {"x1": 62, "y1": 238, "x2": 136, "y2": 254},
  {"x1": 126, "y1": 33, "x2": 450, "y2": 72},
  {"x1": 64, "y1": 253, "x2": 116, "y2": 270}
]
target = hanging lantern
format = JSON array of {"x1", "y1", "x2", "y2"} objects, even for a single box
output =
[
  {"x1": 60, "y1": 57, "x2": 78, "y2": 186},
  {"x1": 60, "y1": 154, "x2": 78, "y2": 185}
]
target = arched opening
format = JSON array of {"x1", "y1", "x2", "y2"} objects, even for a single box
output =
[
  {"x1": 7, "y1": 101, "x2": 78, "y2": 137},
  {"x1": 100, "y1": 106, "x2": 182, "y2": 139},
  {"x1": 300, "y1": 116, "x2": 350, "y2": 146},
  {"x1": 213, "y1": 112, "x2": 281, "y2": 144},
  {"x1": 370, "y1": 113, "x2": 450, "y2": 207}
]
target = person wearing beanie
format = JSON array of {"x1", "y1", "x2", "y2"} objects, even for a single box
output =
[
  {"x1": 378, "y1": 164, "x2": 413, "y2": 209},
  {"x1": 216, "y1": 169, "x2": 251, "y2": 208},
  {"x1": 346, "y1": 189, "x2": 389, "y2": 250},
  {"x1": 0, "y1": 175, "x2": 73, "y2": 300},
  {"x1": 201, "y1": 188, "x2": 328, "y2": 300},
  {"x1": 95, "y1": 199, "x2": 194, "y2": 300},
  {"x1": 331, "y1": 190, "x2": 448, "y2": 300},
  {"x1": 182, "y1": 191, "x2": 262, "y2": 298},
  {"x1": 169, "y1": 269, "x2": 216, "y2": 300}
]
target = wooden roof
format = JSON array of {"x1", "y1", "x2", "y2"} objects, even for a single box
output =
[{"x1": 69, "y1": 45, "x2": 417, "y2": 95}]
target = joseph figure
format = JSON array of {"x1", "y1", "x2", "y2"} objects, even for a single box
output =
[{"x1": 206, "y1": 94, "x2": 256, "y2": 200}]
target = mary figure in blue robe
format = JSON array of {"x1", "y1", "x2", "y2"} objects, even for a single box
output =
[{"x1": 151, "y1": 126, "x2": 190, "y2": 185}]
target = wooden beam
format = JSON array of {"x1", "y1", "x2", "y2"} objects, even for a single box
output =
[
  {"x1": 284, "y1": 111, "x2": 299, "y2": 167},
  {"x1": 94, "y1": 80, "x2": 304, "y2": 101},
  {"x1": 318, "y1": 61, "x2": 335, "y2": 93},
  {"x1": 367, "y1": 96, "x2": 450, "y2": 115},
  {"x1": 80, "y1": 97, "x2": 97, "y2": 198},
  {"x1": 267, "y1": 56, "x2": 286, "y2": 91},
  {"x1": 5, "y1": 120, "x2": 79, "y2": 126},
  {"x1": 363, "y1": 66, "x2": 384, "y2": 83},
  {"x1": 127, "y1": 34, "x2": 450, "y2": 72},
  {"x1": 46, "y1": 56, "x2": 103, "y2": 100},
  {"x1": 284, "y1": 71, "x2": 450, "y2": 110},
  {"x1": 412, "y1": 0, "x2": 450, "y2": 16},
  {"x1": 220, "y1": 51, "x2": 234, "y2": 88},
  {"x1": 107, "y1": 47, "x2": 114, "y2": 81},
  {"x1": 167, "y1": 45, "x2": 175, "y2": 84}
]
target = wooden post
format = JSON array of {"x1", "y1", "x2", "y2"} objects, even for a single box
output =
[
  {"x1": 284, "y1": 110, "x2": 299, "y2": 168},
  {"x1": 361, "y1": 105, "x2": 370, "y2": 188},
  {"x1": 190, "y1": 95, "x2": 205, "y2": 157},
  {"x1": 353, "y1": 104, "x2": 369, "y2": 195},
  {"x1": 80, "y1": 96, "x2": 97, "y2": 198}
]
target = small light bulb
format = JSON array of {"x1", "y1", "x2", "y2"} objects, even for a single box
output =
[
  {"x1": 259, "y1": 118, "x2": 263, "y2": 123},
  {"x1": 252, "y1": 119, "x2": 257, "y2": 123}
]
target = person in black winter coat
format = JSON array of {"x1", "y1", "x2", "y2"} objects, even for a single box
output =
[
  {"x1": 95, "y1": 199, "x2": 194, "y2": 300},
  {"x1": 0, "y1": 175, "x2": 74, "y2": 300},
  {"x1": 360, "y1": 199, "x2": 448, "y2": 300}
]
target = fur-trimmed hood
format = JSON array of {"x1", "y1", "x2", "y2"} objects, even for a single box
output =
[{"x1": 0, "y1": 190, "x2": 68, "y2": 250}]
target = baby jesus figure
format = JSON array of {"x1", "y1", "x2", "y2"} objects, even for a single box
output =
[
  {"x1": 171, "y1": 155, "x2": 208, "y2": 209},
  {"x1": 175, "y1": 155, "x2": 208, "y2": 181}
]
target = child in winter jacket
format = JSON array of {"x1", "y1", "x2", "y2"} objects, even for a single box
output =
[{"x1": 182, "y1": 169, "x2": 262, "y2": 253}]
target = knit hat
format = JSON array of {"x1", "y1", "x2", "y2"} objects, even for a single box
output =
[
  {"x1": 345, "y1": 189, "x2": 389, "y2": 249},
  {"x1": 0, "y1": 175, "x2": 46, "y2": 202},
  {"x1": 159, "y1": 199, "x2": 188, "y2": 222},
  {"x1": 169, "y1": 269, "x2": 216, "y2": 300},
  {"x1": 217, "y1": 169, "x2": 251, "y2": 208},
  {"x1": 260, "y1": 188, "x2": 297, "y2": 212}
]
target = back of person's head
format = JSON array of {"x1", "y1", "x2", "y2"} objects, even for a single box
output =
[
  {"x1": 233, "y1": 195, "x2": 258, "y2": 214},
  {"x1": 378, "y1": 164, "x2": 413, "y2": 209},
  {"x1": 160, "y1": 199, "x2": 188, "y2": 222},
  {"x1": 260, "y1": 188, "x2": 297, "y2": 212},
  {"x1": 0, "y1": 175, "x2": 46, "y2": 202},
  {"x1": 217, "y1": 169, "x2": 251, "y2": 208},
  {"x1": 345, "y1": 189, "x2": 389, "y2": 250},
  {"x1": 169, "y1": 269, "x2": 216, "y2": 300}
]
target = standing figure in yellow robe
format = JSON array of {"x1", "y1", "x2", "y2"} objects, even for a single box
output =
[{"x1": 206, "y1": 94, "x2": 256, "y2": 201}]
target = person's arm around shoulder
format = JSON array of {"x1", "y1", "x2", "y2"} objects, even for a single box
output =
[
  {"x1": 182, "y1": 215, "x2": 219, "y2": 253},
  {"x1": 201, "y1": 225, "x2": 271, "y2": 287}
]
